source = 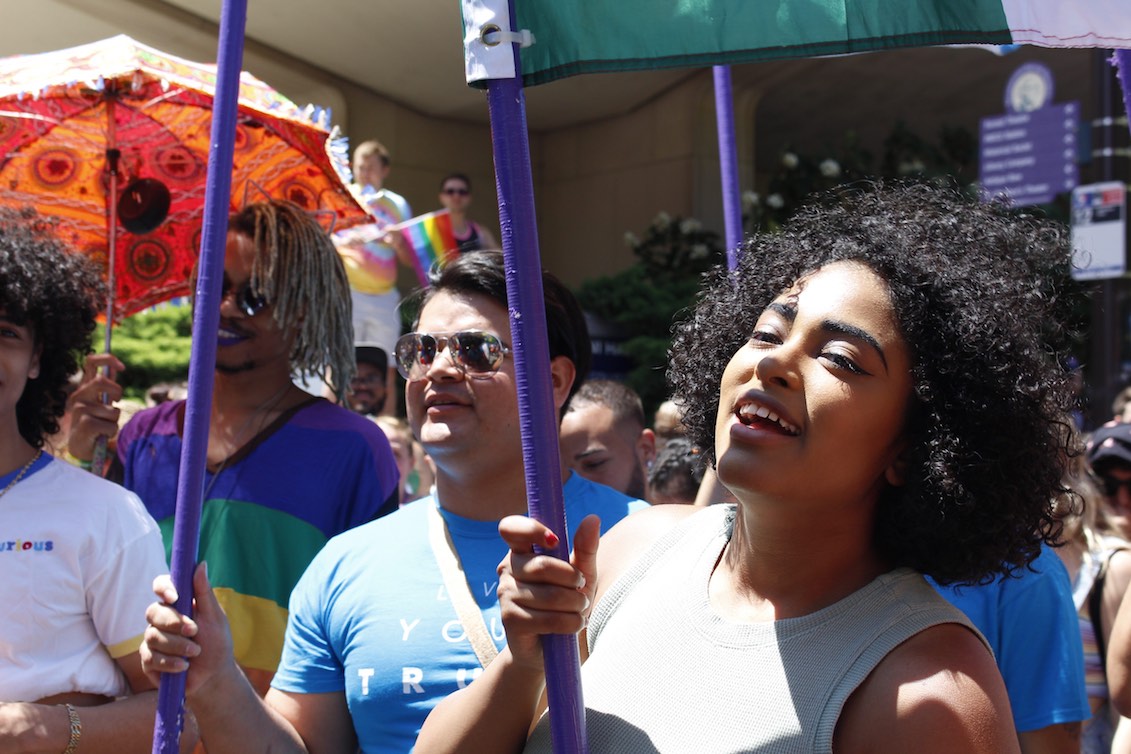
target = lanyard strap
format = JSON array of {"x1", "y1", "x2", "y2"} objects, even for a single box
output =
[{"x1": 427, "y1": 502, "x2": 499, "y2": 669}]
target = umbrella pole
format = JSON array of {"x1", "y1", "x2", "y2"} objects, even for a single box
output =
[
  {"x1": 152, "y1": 0, "x2": 249, "y2": 751},
  {"x1": 90, "y1": 97, "x2": 120, "y2": 475},
  {"x1": 482, "y1": 5, "x2": 588, "y2": 753},
  {"x1": 713, "y1": 66, "x2": 743, "y2": 271},
  {"x1": 104, "y1": 95, "x2": 119, "y2": 343}
]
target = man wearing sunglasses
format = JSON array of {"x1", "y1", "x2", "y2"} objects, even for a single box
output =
[
  {"x1": 345, "y1": 344, "x2": 389, "y2": 417},
  {"x1": 141, "y1": 250, "x2": 646, "y2": 754},
  {"x1": 67, "y1": 200, "x2": 401, "y2": 699},
  {"x1": 438, "y1": 173, "x2": 498, "y2": 254}
]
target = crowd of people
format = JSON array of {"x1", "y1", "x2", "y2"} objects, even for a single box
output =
[{"x1": 6, "y1": 148, "x2": 1131, "y2": 754}]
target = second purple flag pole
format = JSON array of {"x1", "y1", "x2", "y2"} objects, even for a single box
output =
[
  {"x1": 462, "y1": 1, "x2": 588, "y2": 752},
  {"x1": 152, "y1": 0, "x2": 248, "y2": 751},
  {"x1": 713, "y1": 65, "x2": 743, "y2": 270}
]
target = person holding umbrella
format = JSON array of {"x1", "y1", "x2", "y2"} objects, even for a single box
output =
[
  {"x1": 67, "y1": 199, "x2": 401, "y2": 698},
  {"x1": 0, "y1": 209, "x2": 194, "y2": 752},
  {"x1": 416, "y1": 183, "x2": 1080, "y2": 753}
]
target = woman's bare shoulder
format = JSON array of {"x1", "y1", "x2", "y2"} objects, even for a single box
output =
[{"x1": 835, "y1": 623, "x2": 1018, "y2": 754}]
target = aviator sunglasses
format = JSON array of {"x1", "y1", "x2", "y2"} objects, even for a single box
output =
[{"x1": 394, "y1": 330, "x2": 510, "y2": 381}]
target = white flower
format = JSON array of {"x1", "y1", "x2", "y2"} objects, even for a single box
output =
[
  {"x1": 766, "y1": 193, "x2": 785, "y2": 209},
  {"x1": 898, "y1": 159, "x2": 927, "y2": 175},
  {"x1": 679, "y1": 218, "x2": 702, "y2": 235},
  {"x1": 781, "y1": 152, "x2": 799, "y2": 169},
  {"x1": 653, "y1": 211, "x2": 672, "y2": 230},
  {"x1": 742, "y1": 190, "x2": 760, "y2": 208},
  {"x1": 690, "y1": 244, "x2": 709, "y2": 259},
  {"x1": 819, "y1": 159, "x2": 841, "y2": 178},
  {"x1": 623, "y1": 231, "x2": 640, "y2": 248}
]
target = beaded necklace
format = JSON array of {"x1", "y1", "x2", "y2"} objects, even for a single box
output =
[{"x1": 0, "y1": 449, "x2": 43, "y2": 501}]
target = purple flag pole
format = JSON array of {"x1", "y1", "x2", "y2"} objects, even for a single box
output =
[
  {"x1": 151, "y1": 0, "x2": 248, "y2": 751},
  {"x1": 713, "y1": 65, "x2": 742, "y2": 271},
  {"x1": 481, "y1": 5, "x2": 587, "y2": 753},
  {"x1": 1113, "y1": 50, "x2": 1131, "y2": 138}
]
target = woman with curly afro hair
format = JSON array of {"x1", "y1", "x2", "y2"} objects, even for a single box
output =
[
  {"x1": 418, "y1": 183, "x2": 1081, "y2": 754},
  {"x1": 0, "y1": 209, "x2": 191, "y2": 751}
]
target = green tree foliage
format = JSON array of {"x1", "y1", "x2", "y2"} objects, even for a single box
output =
[
  {"x1": 94, "y1": 304, "x2": 192, "y2": 400},
  {"x1": 576, "y1": 120, "x2": 1085, "y2": 423},
  {"x1": 576, "y1": 214, "x2": 724, "y2": 416}
]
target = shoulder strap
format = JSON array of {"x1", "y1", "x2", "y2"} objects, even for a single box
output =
[
  {"x1": 1090, "y1": 549, "x2": 1118, "y2": 667},
  {"x1": 427, "y1": 503, "x2": 499, "y2": 668}
]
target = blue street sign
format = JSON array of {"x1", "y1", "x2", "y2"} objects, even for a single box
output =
[{"x1": 979, "y1": 101, "x2": 1079, "y2": 206}]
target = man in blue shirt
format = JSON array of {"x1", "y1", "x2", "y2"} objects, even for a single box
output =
[
  {"x1": 142, "y1": 250, "x2": 646, "y2": 754},
  {"x1": 932, "y1": 545, "x2": 1089, "y2": 754}
]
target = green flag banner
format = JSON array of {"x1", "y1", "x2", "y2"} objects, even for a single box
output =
[{"x1": 465, "y1": 0, "x2": 1131, "y2": 86}]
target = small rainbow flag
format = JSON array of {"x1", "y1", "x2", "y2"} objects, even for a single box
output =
[{"x1": 394, "y1": 209, "x2": 458, "y2": 286}]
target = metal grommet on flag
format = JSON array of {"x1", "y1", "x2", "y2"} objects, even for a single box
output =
[
  {"x1": 480, "y1": 23, "x2": 502, "y2": 46},
  {"x1": 481, "y1": 26, "x2": 535, "y2": 48}
]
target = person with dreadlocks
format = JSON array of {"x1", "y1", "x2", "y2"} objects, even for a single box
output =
[
  {"x1": 0, "y1": 208, "x2": 198, "y2": 752},
  {"x1": 66, "y1": 199, "x2": 401, "y2": 697}
]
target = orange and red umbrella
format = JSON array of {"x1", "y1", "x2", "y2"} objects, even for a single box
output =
[{"x1": 0, "y1": 34, "x2": 367, "y2": 321}]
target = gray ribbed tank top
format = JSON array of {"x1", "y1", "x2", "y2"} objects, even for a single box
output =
[{"x1": 524, "y1": 505, "x2": 983, "y2": 753}]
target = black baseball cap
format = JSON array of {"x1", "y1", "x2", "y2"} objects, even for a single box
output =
[
  {"x1": 355, "y1": 344, "x2": 388, "y2": 373},
  {"x1": 1086, "y1": 421, "x2": 1131, "y2": 472}
]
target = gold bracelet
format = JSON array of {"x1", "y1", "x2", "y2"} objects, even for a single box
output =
[{"x1": 61, "y1": 704, "x2": 81, "y2": 754}]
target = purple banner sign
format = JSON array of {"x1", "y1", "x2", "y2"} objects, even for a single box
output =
[{"x1": 980, "y1": 101, "x2": 1079, "y2": 206}]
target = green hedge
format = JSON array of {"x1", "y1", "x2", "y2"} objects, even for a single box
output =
[{"x1": 94, "y1": 304, "x2": 193, "y2": 401}]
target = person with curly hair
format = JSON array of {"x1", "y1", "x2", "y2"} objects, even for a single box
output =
[
  {"x1": 66, "y1": 200, "x2": 401, "y2": 698},
  {"x1": 415, "y1": 182, "x2": 1081, "y2": 754},
  {"x1": 0, "y1": 209, "x2": 191, "y2": 751}
]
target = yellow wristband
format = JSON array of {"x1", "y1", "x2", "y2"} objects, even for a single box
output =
[
  {"x1": 64, "y1": 451, "x2": 92, "y2": 471},
  {"x1": 62, "y1": 704, "x2": 81, "y2": 754}
]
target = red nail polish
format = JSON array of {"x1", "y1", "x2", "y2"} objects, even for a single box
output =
[{"x1": 545, "y1": 532, "x2": 559, "y2": 548}]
